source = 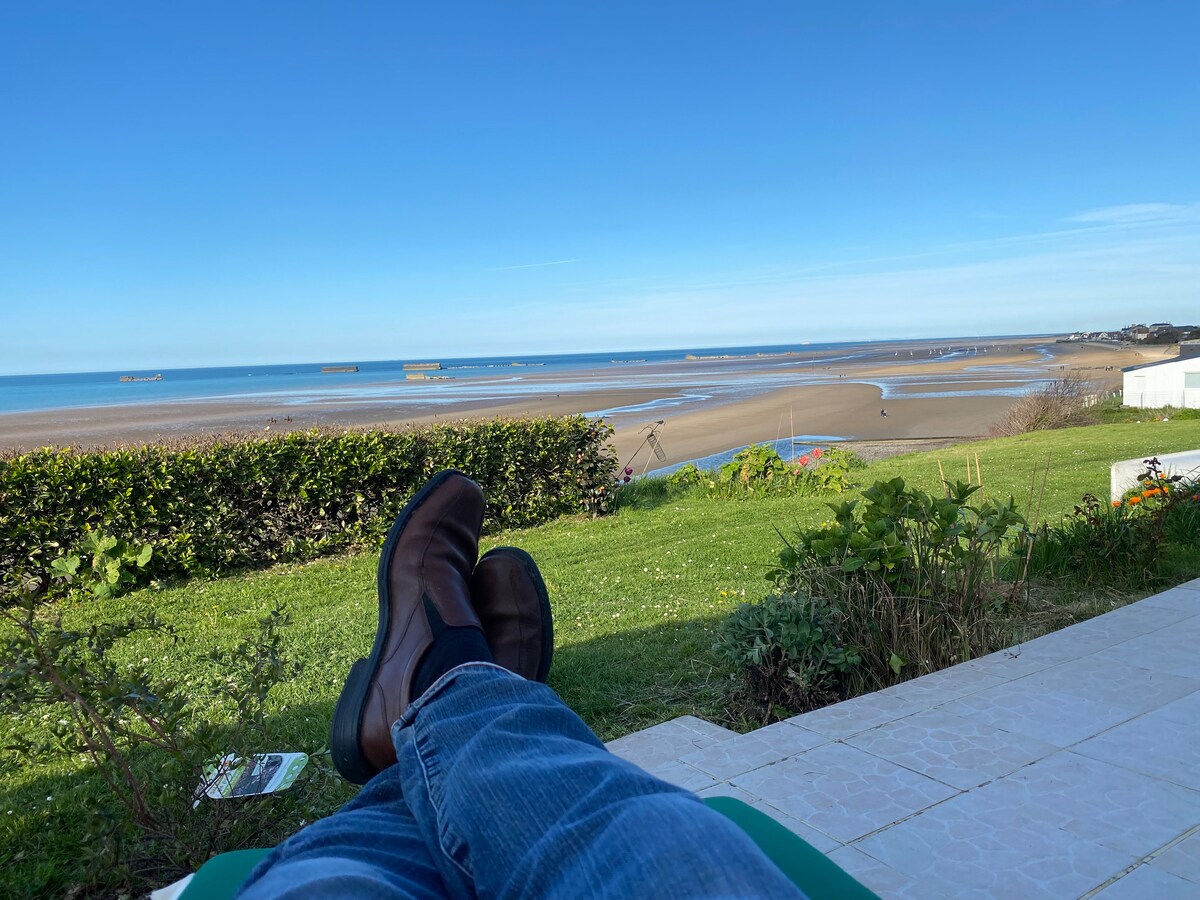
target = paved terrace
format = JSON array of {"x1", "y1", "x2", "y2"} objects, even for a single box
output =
[{"x1": 607, "y1": 578, "x2": 1200, "y2": 899}]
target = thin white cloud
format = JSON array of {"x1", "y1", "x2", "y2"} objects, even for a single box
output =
[
  {"x1": 569, "y1": 203, "x2": 1200, "y2": 299},
  {"x1": 519, "y1": 226, "x2": 1199, "y2": 348},
  {"x1": 492, "y1": 258, "x2": 581, "y2": 271},
  {"x1": 1065, "y1": 202, "x2": 1199, "y2": 225}
]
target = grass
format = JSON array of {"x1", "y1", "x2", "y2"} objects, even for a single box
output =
[
  {"x1": 4, "y1": 417, "x2": 1200, "y2": 897},
  {"x1": 1098, "y1": 398, "x2": 1200, "y2": 424}
]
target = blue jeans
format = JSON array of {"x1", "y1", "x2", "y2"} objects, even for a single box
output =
[{"x1": 238, "y1": 663, "x2": 806, "y2": 899}]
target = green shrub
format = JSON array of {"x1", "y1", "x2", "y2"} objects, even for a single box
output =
[
  {"x1": 798, "y1": 446, "x2": 862, "y2": 493},
  {"x1": 1026, "y1": 494, "x2": 1153, "y2": 585},
  {"x1": 768, "y1": 477, "x2": 1026, "y2": 690},
  {"x1": 49, "y1": 531, "x2": 153, "y2": 599},
  {"x1": 720, "y1": 443, "x2": 788, "y2": 487},
  {"x1": 0, "y1": 596, "x2": 342, "y2": 896},
  {"x1": 1164, "y1": 483, "x2": 1200, "y2": 544},
  {"x1": 667, "y1": 462, "x2": 708, "y2": 490},
  {"x1": 713, "y1": 592, "x2": 860, "y2": 714},
  {"x1": 822, "y1": 446, "x2": 868, "y2": 470},
  {"x1": 653, "y1": 445, "x2": 863, "y2": 503},
  {"x1": 0, "y1": 417, "x2": 615, "y2": 601},
  {"x1": 1029, "y1": 471, "x2": 1200, "y2": 586}
]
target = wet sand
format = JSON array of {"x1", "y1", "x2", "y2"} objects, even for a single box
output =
[{"x1": 0, "y1": 338, "x2": 1152, "y2": 471}]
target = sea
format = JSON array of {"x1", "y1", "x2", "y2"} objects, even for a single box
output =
[{"x1": 0, "y1": 337, "x2": 1051, "y2": 417}]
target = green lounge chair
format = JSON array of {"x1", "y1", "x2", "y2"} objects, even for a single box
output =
[{"x1": 176, "y1": 796, "x2": 878, "y2": 899}]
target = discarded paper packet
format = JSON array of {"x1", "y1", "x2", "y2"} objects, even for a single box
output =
[{"x1": 197, "y1": 752, "x2": 309, "y2": 802}]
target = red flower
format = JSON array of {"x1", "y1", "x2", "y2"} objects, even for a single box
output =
[
  {"x1": 811, "y1": 447, "x2": 824, "y2": 458},
  {"x1": 798, "y1": 455, "x2": 811, "y2": 467}
]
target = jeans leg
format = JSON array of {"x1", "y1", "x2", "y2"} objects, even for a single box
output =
[
  {"x1": 394, "y1": 662, "x2": 807, "y2": 900},
  {"x1": 236, "y1": 765, "x2": 448, "y2": 900}
]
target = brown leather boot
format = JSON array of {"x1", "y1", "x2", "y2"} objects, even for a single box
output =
[
  {"x1": 330, "y1": 470, "x2": 485, "y2": 784},
  {"x1": 470, "y1": 547, "x2": 554, "y2": 683}
]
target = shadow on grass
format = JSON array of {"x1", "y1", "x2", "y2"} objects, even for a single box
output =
[
  {"x1": 3, "y1": 607, "x2": 746, "y2": 898},
  {"x1": 550, "y1": 611, "x2": 738, "y2": 740},
  {"x1": 0, "y1": 699, "x2": 354, "y2": 900},
  {"x1": 613, "y1": 476, "x2": 681, "y2": 512}
]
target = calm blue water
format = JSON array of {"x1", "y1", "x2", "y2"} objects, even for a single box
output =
[{"x1": 0, "y1": 337, "x2": 1044, "y2": 416}]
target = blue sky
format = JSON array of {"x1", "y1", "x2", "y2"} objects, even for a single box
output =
[{"x1": 2, "y1": 1, "x2": 1197, "y2": 374}]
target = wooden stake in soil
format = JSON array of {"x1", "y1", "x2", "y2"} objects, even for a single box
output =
[{"x1": 1032, "y1": 452, "x2": 1052, "y2": 531}]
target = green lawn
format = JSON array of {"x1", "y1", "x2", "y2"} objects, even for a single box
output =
[{"x1": 3, "y1": 418, "x2": 1200, "y2": 897}]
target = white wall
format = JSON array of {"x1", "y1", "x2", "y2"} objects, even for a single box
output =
[
  {"x1": 1123, "y1": 358, "x2": 1200, "y2": 408},
  {"x1": 1111, "y1": 449, "x2": 1200, "y2": 500}
]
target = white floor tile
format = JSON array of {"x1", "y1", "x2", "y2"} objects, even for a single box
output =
[
  {"x1": 679, "y1": 720, "x2": 827, "y2": 779},
  {"x1": 729, "y1": 742, "x2": 958, "y2": 843},
  {"x1": 846, "y1": 708, "x2": 1058, "y2": 789},
  {"x1": 1090, "y1": 864, "x2": 1199, "y2": 899}
]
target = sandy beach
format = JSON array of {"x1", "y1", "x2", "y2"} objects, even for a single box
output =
[{"x1": 0, "y1": 338, "x2": 1155, "y2": 471}]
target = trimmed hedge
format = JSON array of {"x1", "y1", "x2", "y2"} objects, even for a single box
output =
[{"x1": 0, "y1": 416, "x2": 615, "y2": 598}]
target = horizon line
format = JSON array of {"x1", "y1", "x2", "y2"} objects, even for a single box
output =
[{"x1": 0, "y1": 331, "x2": 1070, "y2": 378}]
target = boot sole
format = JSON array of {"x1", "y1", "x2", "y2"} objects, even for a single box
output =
[{"x1": 329, "y1": 469, "x2": 467, "y2": 784}]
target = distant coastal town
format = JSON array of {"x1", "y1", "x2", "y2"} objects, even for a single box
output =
[{"x1": 1061, "y1": 321, "x2": 1199, "y2": 345}]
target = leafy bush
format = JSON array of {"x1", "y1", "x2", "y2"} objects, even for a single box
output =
[
  {"x1": 799, "y1": 446, "x2": 862, "y2": 493},
  {"x1": 1026, "y1": 494, "x2": 1154, "y2": 586},
  {"x1": 667, "y1": 462, "x2": 708, "y2": 490},
  {"x1": 0, "y1": 597, "x2": 341, "y2": 896},
  {"x1": 0, "y1": 417, "x2": 615, "y2": 601},
  {"x1": 49, "y1": 531, "x2": 153, "y2": 598},
  {"x1": 654, "y1": 445, "x2": 862, "y2": 502},
  {"x1": 713, "y1": 592, "x2": 860, "y2": 714},
  {"x1": 720, "y1": 443, "x2": 788, "y2": 487},
  {"x1": 768, "y1": 477, "x2": 1026, "y2": 690},
  {"x1": 1164, "y1": 484, "x2": 1200, "y2": 544},
  {"x1": 1029, "y1": 461, "x2": 1200, "y2": 586}
]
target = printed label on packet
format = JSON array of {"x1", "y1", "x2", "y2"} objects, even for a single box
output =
[{"x1": 196, "y1": 752, "x2": 309, "y2": 802}]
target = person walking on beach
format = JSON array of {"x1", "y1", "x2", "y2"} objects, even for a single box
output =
[
  {"x1": 879, "y1": 408, "x2": 887, "y2": 418},
  {"x1": 236, "y1": 471, "x2": 807, "y2": 900}
]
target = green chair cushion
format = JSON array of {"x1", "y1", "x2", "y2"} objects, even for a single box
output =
[
  {"x1": 179, "y1": 848, "x2": 271, "y2": 899},
  {"x1": 177, "y1": 797, "x2": 878, "y2": 899},
  {"x1": 702, "y1": 796, "x2": 879, "y2": 899}
]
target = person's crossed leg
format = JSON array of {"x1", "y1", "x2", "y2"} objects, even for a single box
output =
[{"x1": 238, "y1": 471, "x2": 806, "y2": 899}]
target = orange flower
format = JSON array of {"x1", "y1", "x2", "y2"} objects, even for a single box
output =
[
  {"x1": 1129, "y1": 495, "x2": 1141, "y2": 504},
  {"x1": 1112, "y1": 500, "x2": 1122, "y2": 507}
]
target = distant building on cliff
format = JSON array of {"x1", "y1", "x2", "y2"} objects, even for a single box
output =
[{"x1": 1122, "y1": 341, "x2": 1200, "y2": 408}]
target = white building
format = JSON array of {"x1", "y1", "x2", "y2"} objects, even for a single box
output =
[{"x1": 1122, "y1": 341, "x2": 1200, "y2": 408}]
